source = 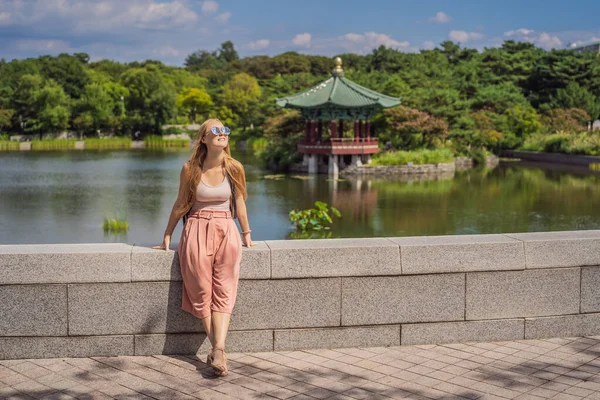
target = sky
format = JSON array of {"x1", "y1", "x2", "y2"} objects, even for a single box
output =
[{"x1": 1, "y1": 0, "x2": 600, "y2": 66}]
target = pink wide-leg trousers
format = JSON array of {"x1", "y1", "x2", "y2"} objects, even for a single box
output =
[{"x1": 178, "y1": 209, "x2": 242, "y2": 319}]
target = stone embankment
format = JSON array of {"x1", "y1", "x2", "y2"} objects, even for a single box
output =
[{"x1": 1, "y1": 228, "x2": 599, "y2": 359}]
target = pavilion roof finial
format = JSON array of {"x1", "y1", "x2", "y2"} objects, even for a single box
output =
[{"x1": 332, "y1": 57, "x2": 344, "y2": 76}]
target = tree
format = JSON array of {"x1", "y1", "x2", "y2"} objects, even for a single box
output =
[
  {"x1": 221, "y1": 73, "x2": 261, "y2": 130},
  {"x1": 0, "y1": 108, "x2": 14, "y2": 132},
  {"x1": 75, "y1": 83, "x2": 114, "y2": 133},
  {"x1": 473, "y1": 82, "x2": 529, "y2": 114},
  {"x1": 218, "y1": 41, "x2": 239, "y2": 63},
  {"x1": 551, "y1": 82, "x2": 600, "y2": 123},
  {"x1": 23, "y1": 79, "x2": 71, "y2": 134},
  {"x1": 376, "y1": 106, "x2": 449, "y2": 149},
  {"x1": 177, "y1": 88, "x2": 213, "y2": 123},
  {"x1": 120, "y1": 65, "x2": 176, "y2": 134}
]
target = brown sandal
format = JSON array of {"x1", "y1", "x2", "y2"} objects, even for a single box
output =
[
  {"x1": 210, "y1": 348, "x2": 228, "y2": 376},
  {"x1": 206, "y1": 349, "x2": 214, "y2": 365}
]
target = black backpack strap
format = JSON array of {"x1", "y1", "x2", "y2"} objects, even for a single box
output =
[{"x1": 227, "y1": 171, "x2": 237, "y2": 219}]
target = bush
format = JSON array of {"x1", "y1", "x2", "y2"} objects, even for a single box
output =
[
  {"x1": 374, "y1": 106, "x2": 449, "y2": 150},
  {"x1": 542, "y1": 108, "x2": 590, "y2": 133},
  {"x1": 371, "y1": 148, "x2": 454, "y2": 165}
]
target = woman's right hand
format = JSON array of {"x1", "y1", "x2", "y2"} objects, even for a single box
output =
[{"x1": 152, "y1": 235, "x2": 171, "y2": 251}]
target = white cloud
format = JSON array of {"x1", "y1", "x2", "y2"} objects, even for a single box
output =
[
  {"x1": 247, "y1": 39, "x2": 269, "y2": 50},
  {"x1": 214, "y1": 11, "x2": 230, "y2": 23},
  {"x1": 15, "y1": 39, "x2": 74, "y2": 53},
  {"x1": 503, "y1": 28, "x2": 563, "y2": 49},
  {"x1": 538, "y1": 32, "x2": 562, "y2": 48},
  {"x1": 201, "y1": 0, "x2": 218, "y2": 15},
  {"x1": 292, "y1": 33, "x2": 311, "y2": 48},
  {"x1": 505, "y1": 28, "x2": 534, "y2": 37},
  {"x1": 0, "y1": 11, "x2": 11, "y2": 25},
  {"x1": 429, "y1": 12, "x2": 451, "y2": 24},
  {"x1": 422, "y1": 40, "x2": 436, "y2": 50},
  {"x1": 341, "y1": 32, "x2": 409, "y2": 53},
  {"x1": 152, "y1": 45, "x2": 181, "y2": 57},
  {"x1": 0, "y1": 0, "x2": 198, "y2": 32},
  {"x1": 569, "y1": 37, "x2": 600, "y2": 47},
  {"x1": 449, "y1": 30, "x2": 485, "y2": 43}
]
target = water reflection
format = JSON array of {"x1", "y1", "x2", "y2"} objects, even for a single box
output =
[{"x1": 1, "y1": 149, "x2": 600, "y2": 244}]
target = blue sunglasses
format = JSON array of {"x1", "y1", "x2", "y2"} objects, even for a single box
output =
[{"x1": 210, "y1": 126, "x2": 231, "y2": 135}]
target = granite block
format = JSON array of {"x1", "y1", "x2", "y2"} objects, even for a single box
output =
[
  {"x1": 274, "y1": 325, "x2": 400, "y2": 351},
  {"x1": 0, "y1": 243, "x2": 132, "y2": 284},
  {"x1": 131, "y1": 243, "x2": 270, "y2": 281},
  {"x1": 401, "y1": 319, "x2": 525, "y2": 345},
  {"x1": 388, "y1": 234, "x2": 525, "y2": 274},
  {"x1": 0, "y1": 285, "x2": 67, "y2": 336},
  {"x1": 0, "y1": 336, "x2": 133, "y2": 360},
  {"x1": 266, "y1": 238, "x2": 400, "y2": 278},
  {"x1": 504, "y1": 230, "x2": 600, "y2": 268},
  {"x1": 341, "y1": 274, "x2": 465, "y2": 326},
  {"x1": 68, "y1": 282, "x2": 204, "y2": 335},
  {"x1": 581, "y1": 266, "x2": 600, "y2": 312},
  {"x1": 229, "y1": 278, "x2": 341, "y2": 330},
  {"x1": 135, "y1": 330, "x2": 273, "y2": 355},
  {"x1": 525, "y1": 313, "x2": 600, "y2": 339},
  {"x1": 466, "y1": 268, "x2": 580, "y2": 320}
]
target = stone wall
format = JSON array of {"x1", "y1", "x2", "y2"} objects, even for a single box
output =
[
  {"x1": 501, "y1": 150, "x2": 600, "y2": 167},
  {"x1": 341, "y1": 156, "x2": 500, "y2": 177},
  {"x1": 2, "y1": 230, "x2": 600, "y2": 359},
  {"x1": 341, "y1": 162, "x2": 456, "y2": 177}
]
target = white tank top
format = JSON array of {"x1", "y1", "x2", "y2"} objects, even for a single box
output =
[{"x1": 190, "y1": 174, "x2": 231, "y2": 212}]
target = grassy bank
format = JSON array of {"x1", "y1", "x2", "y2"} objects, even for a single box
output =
[
  {"x1": 0, "y1": 141, "x2": 20, "y2": 150},
  {"x1": 85, "y1": 138, "x2": 132, "y2": 149},
  {"x1": 144, "y1": 135, "x2": 190, "y2": 148},
  {"x1": 31, "y1": 139, "x2": 77, "y2": 150},
  {"x1": 371, "y1": 148, "x2": 455, "y2": 166},
  {"x1": 521, "y1": 132, "x2": 600, "y2": 156}
]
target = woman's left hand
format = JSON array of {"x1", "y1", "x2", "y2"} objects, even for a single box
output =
[{"x1": 242, "y1": 232, "x2": 255, "y2": 247}]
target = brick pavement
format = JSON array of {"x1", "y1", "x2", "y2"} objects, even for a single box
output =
[{"x1": 2, "y1": 336, "x2": 600, "y2": 399}]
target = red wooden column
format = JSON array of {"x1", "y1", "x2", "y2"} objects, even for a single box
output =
[
  {"x1": 366, "y1": 119, "x2": 371, "y2": 142},
  {"x1": 339, "y1": 120, "x2": 344, "y2": 138},
  {"x1": 304, "y1": 120, "x2": 310, "y2": 142},
  {"x1": 317, "y1": 120, "x2": 323, "y2": 143},
  {"x1": 354, "y1": 120, "x2": 359, "y2": 143},
  {"x1": 309, "y1": 120, "x2": 316, "y2": 143},
  {"x1": 330, "y1": 120, "x2": 337, "y2": 139}
]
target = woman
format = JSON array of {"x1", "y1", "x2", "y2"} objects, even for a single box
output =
[{"x1": 153, "y1": 118, "x2": 253, "y2": 377}]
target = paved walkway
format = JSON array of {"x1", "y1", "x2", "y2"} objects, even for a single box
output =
[{"x1": 2, "y1": 336, "x2": 600, "y2": 400}]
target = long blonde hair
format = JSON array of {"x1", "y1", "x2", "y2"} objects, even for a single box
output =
[{"x1": 175, "y1": 118, "x2": 247, "y2": 218}]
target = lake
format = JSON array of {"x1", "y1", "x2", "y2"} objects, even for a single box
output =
[{"x1": 1, "y1": 149, "x2": 600, "y2": 245}]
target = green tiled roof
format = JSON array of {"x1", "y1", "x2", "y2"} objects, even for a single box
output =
[{"x1": 276, "y1": 58, "x2": 400, "y2": 111}]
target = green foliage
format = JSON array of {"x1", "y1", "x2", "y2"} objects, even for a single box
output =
[
  {"x1": 2, "y1": 40, "x2": 600, "y2": 160},
  {"x1": 521, "y1": 132, "x2": 600, "y2": 156},
  {"x1": 30, "y1": 139, "x2": 76, "y2": 150},
  {"x1": 103, "y1": 217, "x2": 129, "y2": 233},
  {"x1": 289, "y1": 201, "x2": 341, "y2": 233},
  {"x1": 177, "y1": 87, "x2": 213, "y2": 124},
  {"x1": 221, "y1": 73, "x2": 261, "y2": 130},
  {"x1": 371, "y1": 148, "x2": 455, "y2": 166},
  {"x1": 542, "y1": 108, "x2": 590, "y2": 133},
  {"x1": 84, "y1": 137, "x2": 132, "y2": 149},
  {"x1": 0, "y1": 140, "x2": 19, "y2": 150},
  {"x1": 374, "y1": 106, "x2": 449, "y2": 149},
  {"x1": 144, "y1": 135, "x2": 189, "y2": 148},
  {"x1": 550, "y1": 82, "x2": 600, "y2": 121},
  {"x1": 258, "y1": 111, "x2": 304, "y2": 171}
]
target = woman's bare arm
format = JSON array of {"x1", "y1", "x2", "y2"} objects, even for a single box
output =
[
  {"x1": 153, "y1": 162, "x2": 190, "y2": 250},
  {"x1": 235, "y1": 192, "x2": 254, "y2": 247}
]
